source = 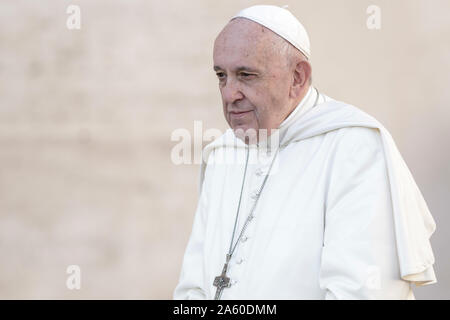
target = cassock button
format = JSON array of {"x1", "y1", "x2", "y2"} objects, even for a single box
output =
[
  {"x1": 255, "y1": 168, "x2": 264, "y2": 176},
  {"x1": 231, "y1": 279, "x2": 238, "y2": 285},
  {"x1": 236, "y1": 258, "x2": 244, "y2": 265},
  {"x1": 241, "y1": 236, "x2": 249, "y2": 243},
  {"x1": 250, "y1": 190, "x2": 260, "y2": 200}
]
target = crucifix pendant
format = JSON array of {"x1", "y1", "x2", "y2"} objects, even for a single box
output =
[{"x1": 213, "y1": 254, "x2": 232, "y2": 300}]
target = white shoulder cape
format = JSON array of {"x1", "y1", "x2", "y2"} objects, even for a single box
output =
[{"x1": 199, "y1": 99, "x2": 437, "y2": 286}]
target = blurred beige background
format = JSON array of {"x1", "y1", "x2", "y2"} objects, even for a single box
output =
[{"x1": 0, "y1": 0, "x2": 448, "y2": 299}]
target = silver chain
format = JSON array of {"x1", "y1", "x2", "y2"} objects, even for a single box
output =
[{"x1": 227, "y1": 145, "x2": 280, "y2": 258}]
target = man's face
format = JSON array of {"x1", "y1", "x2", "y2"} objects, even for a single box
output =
[{"x1": 213, "y1": 18, "x2": 293, "y2": 140}]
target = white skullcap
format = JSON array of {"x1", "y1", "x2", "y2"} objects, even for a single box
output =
[{"x1": 232, "y1": 5, "x2": 311, "y2": 59}]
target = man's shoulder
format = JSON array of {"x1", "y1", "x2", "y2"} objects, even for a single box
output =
[
  {"x1": 334, "y1": 126, "x2": 382, "y2": 146},
  {"x1": 328, "y1": 126, "x2": 384, "y2": 164},
  {"x1": 314, "y1": 95, "x2": 385, "y2": 147},
  {"x1": 203, "y1": 128, "x2": 234, "y2": 149},
  {"x1": 203, "y1": 128, "x2": 232, "y2": 156},
  {"x1": 284, "y1": 94, "x2": 388, "y2": 145},
  {"x1": 202, "y1": 128, "x2": 246, "y2": 161}
]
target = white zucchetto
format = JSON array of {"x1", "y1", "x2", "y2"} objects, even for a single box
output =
[{"x1": 232, "y1": 4, "x2": 311, "y2": 59}]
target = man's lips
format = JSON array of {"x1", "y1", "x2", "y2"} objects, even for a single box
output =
[{"x1": 229, "y1": 110, "x2": 253, "y2": 118}]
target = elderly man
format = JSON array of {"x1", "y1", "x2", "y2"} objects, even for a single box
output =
[{"x1": 173, "y1": 5, "x2": 437, "y2": 299}]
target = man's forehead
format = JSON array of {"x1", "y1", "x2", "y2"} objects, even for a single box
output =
[
  {"x1": 213, "y1": 5, "x2": 310, "y2": 74},
  {"x1": 213, "y1": 40, "x2": 267, "y2": 72},
  {"x1": 213, "y1": 19, "x2": 284, "y2": 68}
]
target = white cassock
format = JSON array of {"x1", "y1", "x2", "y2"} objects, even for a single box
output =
[{"x1": 173, "y1": 86, "x2": 437, "y2": 299}]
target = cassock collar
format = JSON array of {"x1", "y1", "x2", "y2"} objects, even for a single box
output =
[{"x1": 256, "y1": 85, "x2": 319, "y2": 152}]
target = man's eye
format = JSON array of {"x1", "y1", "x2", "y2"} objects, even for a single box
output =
[
  {"x1": 216, "y1": 72, "x2": 225, "y2": 79},
  {"x1": 240, "y1": 73, "x2": 255, "y2": 78}
]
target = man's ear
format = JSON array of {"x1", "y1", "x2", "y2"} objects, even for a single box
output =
[{"x1": 290, "y1": 60, "x2": 311, "y2": 98}]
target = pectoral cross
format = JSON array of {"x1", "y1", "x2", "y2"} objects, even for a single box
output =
[{"x1": 213, "y1": 254, "x2": 232, "y2": 300}]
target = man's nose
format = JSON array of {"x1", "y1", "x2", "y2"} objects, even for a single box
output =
[{"x1": 221, "y1": 78, "x2": 244, "y2": 104}]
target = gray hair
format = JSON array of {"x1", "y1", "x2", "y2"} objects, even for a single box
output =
[{"x1": 275, "y1": 38, "x2": 312, "y2": 85}]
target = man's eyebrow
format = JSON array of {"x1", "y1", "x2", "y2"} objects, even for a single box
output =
[
  {"x1": 236, "y1": 66, "x2": 259, "y2": 73},
  {"x1": 213, "y1": 66, "x2": 260, "y2": 73}
]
